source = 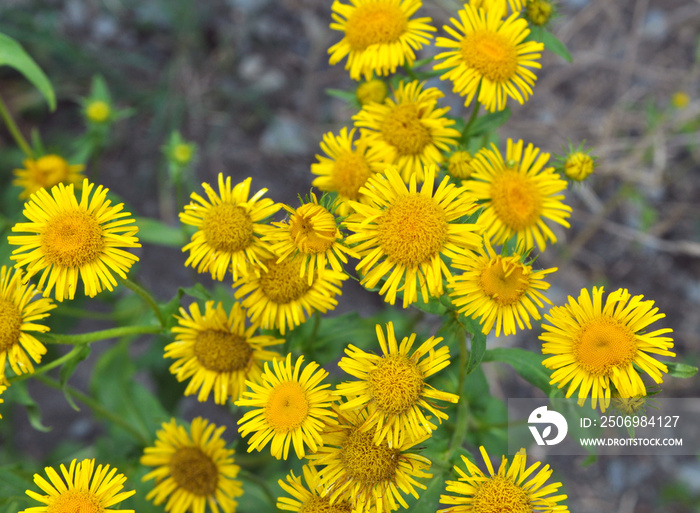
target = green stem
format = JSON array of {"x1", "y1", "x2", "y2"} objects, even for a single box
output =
[
  {"x1": 32, "y1": 374, "x2": 150, "y2": 445},
  {"x1": 0, "y1": 92, "x2": 34, "y2": 157},
  {"x1": 448, "y1": 324, "x2": 470, "y2": 456},
  {"x1": 239, "y1": 469, "x2": 277, "y2": 508},
  {"x1": 36, "y1": 324, "x2": 163, "y2": 345},
  {"x1": 460, "y1": 100, "x2": 481, "y2": 144},
  {"x1": 8, "y1": 345, "x2": 85, "y2": 385},
  {"x1": 118, "y1": 276, "x2": 167, "y2": 327}
]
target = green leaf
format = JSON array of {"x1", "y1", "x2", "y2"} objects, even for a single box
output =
[
  {"x1": 529, "y1": 26, "x2": 573, "y2": 63},
  {"x1": 325, "y1": 88, "x2": 360, "y2": 108},
  {"x1": 0, "y1": 32, "x2": 56, "y2": 110},
  {"x1": 466, "y1": 108, "x2": 511, "y2": 138},
  {"x1": 411, "y1": 294, "x2": 448, "y2": 315},
  {"x1": 666, "y1": 362, "x2": 698, "y2": 379},
  {"x1": 5, "y1": 381, "x2": 51, "y2": 432},
  {"x1": 482, "y1": 347, "x2": 553, "y2": 394},
  {"x1": 134, "y1": 216, "x2": 188, "y2": 247},
  {"x1": 180, "y1": 283, "x2": 211, "y2": 302},
  {"x1": 59, "y1": 345, "x2": 92, "y2": 411}
]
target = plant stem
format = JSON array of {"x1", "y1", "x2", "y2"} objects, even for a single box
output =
[
  {"x1": 0, "y1": 92, "x2": 34, "y2": 157},
  {"x1": 460, "y1": 100, "x2": 481, "y2": 144},
  {"x1": 239, "y1": 469, "x2": 277, "y2": 508},
  {"x1": 448, "y1": 325, "x2": 470, "y2": 456},
  {"x1": 36, "y1": 324, "x2": 163, "y2": 345},
  {"x1": 8, "y1": 345, "x2": 86, "y2": 385},
  {"x1": 33, "y1": 374, "x2": 150, "y2": 446},
  {"x1": 118, "y1": 276, "x2": 167, "y2": 327}
]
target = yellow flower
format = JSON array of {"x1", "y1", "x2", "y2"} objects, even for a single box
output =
[
  {"x1": 328, "y1": 0, "x2": 436, "y2": 80},
  {"x1": 526, "y1": 0, "x2": 555, "y2": 26},
  {"x1": 233, "y1": 256, "x2": 346, "y2": 335},
  {"x1": 353, "y1": 80, "x2": 460, "y2": 183},
  {"x1": 345, "y1": 165, "x2": 482, "y2": 308},
  {"x1": 165, "y1": 301, "x2": 283, "y2": 404},
  {"x1": 173, "y1": 143, "x2": 194, "y2": 165},
  {"x1": 235, "y1": 354, "x2": 337, "y2": 460},
  {"x1": 0, "y1": 384, "x2": 6, "y2": 418},
  {"x1": 0, "y1": 266, "x2": 55, "y2": 384},
  {"x1": 8, "y1": 179, "x2": 140, "y2": 302},
  {"x1": 309, "y1": 406, "x2": 432, "y2": 513},
  {"x1": 277, "y1": 464, "x2": 352, "y2": 513},
  {"x1": 468, "y1": 0, "x2": 527, "y2": 15},
  {"x1": 21, "y1": 458, "x2": 136, "y2": 513},
  {"x1": 541, "y1": 287, "x2": 675, "y2": 410},
  {"x1": 141, "y1": 417, "x2": 243, "y2": 513},
  {"x1": 671, "y1": 91, "x2": 690, "y2": 109},
  {"x1": 310, "y1": 127, "x2": 386, "y2": 216},
  {"x1": 433, "y1": 5, "x2": 544, "y2": 112},
  {"x1": 438, "y1": 446, "x2": 569, "y2": 513},
  {"x1": 263, "y1": 194, "x2": 358, "y2": 285},
  {"x1": 86, "y1": 100, "x2": 111, "y2": 123},
  {"x1": 335, "y1": 321, "x2": 458, "y2": 447},
  {"x1": 448, "y1": 238, "x2": 556, "y2": 337},
  {"x1": 447, "y1": 150, "x2": 475, "y2": 179},
  {"x1": 563, "y1": 151, "x2": 595, "y2": 181},
  {"x1": 180, "y1": 173, "x2": 281, "y2": 281},
  {"x1": 468, "y1": 139, "x2": 571, "y2": 251},
  {"x1": 356, "y1": 78, "x2": 389, "y2": 105},
  {"x1": 13, "y1": 155, "x2": 85, "y2": 200}
]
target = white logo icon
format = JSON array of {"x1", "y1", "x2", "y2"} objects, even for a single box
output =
[{"x1": 528, "y1": 406, "x2": 568, "y2": 446}]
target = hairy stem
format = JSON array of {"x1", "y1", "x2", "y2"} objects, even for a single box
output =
[
  {"x1": 0, "y1": 92, "x2": 34, "y2": 157},
  {"x1": 36, "y1": 324, "x2": 163, "y2": 345},
  {"x1": 118, "y1": 276, "x2": 167, "y2": 327}
]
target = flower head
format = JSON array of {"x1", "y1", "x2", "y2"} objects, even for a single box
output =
[
  {"x1": 353, "y1": 80, "x2": 460, "y2": 183},
  {"x1": 671, "y1": 91, "x2": 690, "y2": 109},
  {"x1": 0, "y1": 265, "x2": 55, "y2": 384},
  {"x1": 433, "y1": 5, "x2": 544, "y2": 112},
  {"x1": 21, "y1": 458, "x2": 136, "y2": 513},
  {"x1": 141, "y1": 417, "x2": 243, "y2": 513},
  {"x1": 263, "y1": 193, "x2": 358, "y2": 284},
  {"x1": 345, "y1": 165, "x2": 482, "y2": 308},
  {"x1": 8, "y1": 179, "x2": 140, "y2": 302},
  {"x1": 525, "y1": 0, "x2": 555, "y2": 26},
  {"x1": 309, "y1": 406, "x2": 432, "y2": 513},
  {"x1": 233, "y1": 256, "x2": 346, "y2": 335},
  {"x1": 448, "y1": 238, "x2": 556, "y2": 337},
  {"x1": 180, "y1": 174, "x2": 280, "y2": 281},
  {"x1": 13, "y1": 155, "x2": 84, "y2": 200},
  {"x1": 438, "y1": 446, "x2": 569, "y2": 513},
  {"x1": 165, "y1": 301, "x2": 283, "y2": 404},
  {"x1": 335, "y1": 321, "x2": 458, "y2": 447},
  {"x1": 310, "y1": 128, "x2": 386, "y2": 216},
  {"x1": 329, "y1": 0, "x2": 436, "y2": 80},
  {"x1": 86, "y1": 100, "x2": 111, "y2": 123},
  {"x1": 277, "y1": 464, "x2": 352, "y2": 513},
  {"x1": 356, "y1": 79, "x2": 389, "y2": 105},
  {"x1": 541, "y1": 287, "x2": 675, "y2": 409},
  {"x1": 235, "y1": 354, "x2": 337, "y2": 460},
  {"x1": 563, "y1": 151, "x2": 595, "y2": 182},
  {"x1": 447, "y1": 150, "x2": 475, "y2": 179},
  {"x1": 467, "y1": 139, "x2": 571, "y2": 251}
]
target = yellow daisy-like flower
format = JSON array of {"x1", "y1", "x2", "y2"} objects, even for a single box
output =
[
  {"x1": 328, "y1": 0, "x2": 436, "y2": 81},
  {"x1": 468, "y1": 0, "x2": 527, "y2": 15},
  {"x1": 8, "y1": 179, "x2": 140, "y2": 302},
  {"x1": 438, "y1": 446, "x2": 569, "y2": 513},
  {"x1": 141, "y1": 417, "x2": 243, "y2": 513},
  {"x1": 21, "y1": 458, "x2": 136, "y2": 513},
  {"x1": 310, "y1": 127, "x2": 386, "y2": 216},
  {"x1": 448, "y1": 238, "x2": 556, "y2": 337},
  {"x1": 233, "y1": 256, "x2": 346, "y2": 335},
  {"x1": 180, "y1": 173, "x2": 281, "y2": 281},
  {"x1": 345, "y1": 165, "x2": 482, "y2": 308},
  {"x1": 353, "y1": 80, "x2": 460, "y2": 182},
  {"x1": 13, "y1": 155, "x2": 85, "y2": 200},
  {"x1": 447, "y1": 150, "x2": 475, "y2": 179},
  {"x1": 277, "y1": 464, "x2": 352, "y2": 513},
  {"x1": 468, "y1": 139, "x2": 571, "y2": 251},
  {"x1": 356, "y1": 79, "x2": 389, "y2": 105},
  {"x1": 0, "y1": 265, "x2": 55, "y2": 384},
  {"x1": 235, "y1": 353, "x2": 337, "y2": 460},
  {"x1": 541, "y1": 287, "x2": 675, "y2": 409},
  {"x1": 165, "y1": 301, "x2": 283, "y2": 404},
  {"x1": 563, "y1": 151, "x2": 595, "y2": 182},
  {"x1": 335, "y1": 321, "x2": 458, "y2": 447},
  {"x1": 309, "y1": 406, "x2": 432, "y2": 513},
  {"x1": 263, "y1": 194, "x2": 358, "y2": 285},
  {"x1": 433, "y1": 5, "x2": 544, "y2": 112}
]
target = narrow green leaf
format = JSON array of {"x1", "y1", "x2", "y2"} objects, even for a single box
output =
[
  {"x1": 540, "y1": 30, "x2": 573, "y2": 63},
  {"x1": 134, "y1": 216, "x2": 188, "y2": 247},
  {"x1": 179, "y1": 283, "x2": 211, "y2": 302},
  {"x1": 482, "y1": 347, "x2": 553, "y2": 394},
  {"x1": 467, "y1": 108, "x2": 511, "y2": 138},
  {"x1": 59, "y1": 345, "x2": 91, "y2": 411},
  {"x1": 6, "y1": 381, "x2": 51, "y2": 432},
  {"x1": 464, "y1": 318, "x2": 487, "y2": 375},
  {"x1": 325, "y1": 88, "x2": 360, "y2": 107},
  {"x1": 412, "y1": 294, "x2": 448, "y2": 315},
  {"x1": 0, "y1": 32, "x2": 56, "y2": 110},
  {"x1": 666, "y1": 362, "x2": 698, "y2": 379}
]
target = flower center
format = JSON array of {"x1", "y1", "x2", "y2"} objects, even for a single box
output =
[
  {"x1": 340, "y1": 429, "x2": 400, "y2": 485},
  {"x1": 479, "y1": 258, "x2": 529, "y2": 306},
  {"x1": 489, "y1": 170, "x2": 543, "y2": 231},
  {"x1": 344, "y1": 2, "x2": 408, "y2": 51},
  {"x1": 202, "y1": 204, "x2": 253, "y2": 253},
  {"x1": 381, "y1": 103, "x2": 432, "y2": 156},
  {"x1": 574, "y1": 317, "x2": 638, "y2": 376},
  {"x1": 41, "y1": 211, "x2": 104, "y2": 268},
  {"x1": 299, "y1": 496, "x2": 352, "y2": 513},
  {"x1": 170, "y1": 446, "x2": 219, "y2": 497},
  {"x1": 460, "y1": 30, "x2": 519, "y2": 83},
  {"x1": 260, "y1": 259, "x2": 312, "y2": 304},
  {"x1": 332, "y1": 151, "x2": 373, "y2": 199},
  {"x1": 194, "y1": 330, "x2": 253, "y2": 373},
  {"x1": 368, "y1": 354, "x2": 424, "y2": 414},
  {"x1": 34, "y1": 155, "x2": 71, "y2": 188},
  {"x1": 265, "y1": 381, "x2": 310, "y2": 432},
  {"x1": 377, "y1": 193, "x2": 448, "y2": 267},
  {"x1": 0, "y1": 300, "x2": 22, "y2": 352},
  {"x1": 473, "y1": 475, "x2": 532, "y2": 513},
  {"x1": 289, "y1": 205, "x2": 337, "y2": 254},
  {"x1": 46, "y1": 490, "x2": 104, "y2": 513}
]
